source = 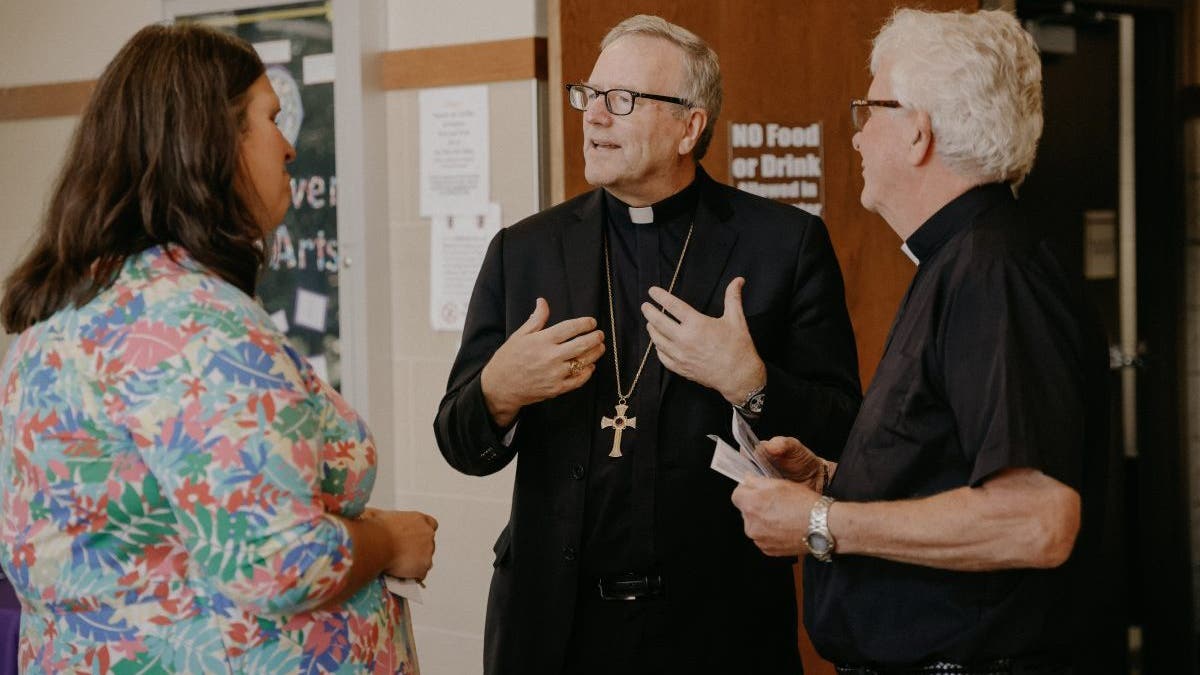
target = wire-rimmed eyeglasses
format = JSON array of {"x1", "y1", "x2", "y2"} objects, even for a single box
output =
[
  {"x1": 565, "y1": 83, "x2": 690, "y2": 116},
  {"x1": 850, "y1": 99, "x2": 902, "y2": 132}
]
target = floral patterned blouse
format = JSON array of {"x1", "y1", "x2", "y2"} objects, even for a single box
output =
[{"x1": 0, "y1": 246, "x2": 416, "y2": 673}]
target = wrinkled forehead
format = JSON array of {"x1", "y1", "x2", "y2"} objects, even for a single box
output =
[{"x1": 587, "y1": 34, "x2": 686, "y2": 95}]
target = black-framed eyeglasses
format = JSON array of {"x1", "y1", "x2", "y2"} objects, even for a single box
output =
[
  {"x1": 850, "y1": 99, "x2": 902, "y2": 132},
  {"x1": 565, "y1": 83, "x2": 690, "y2": 116}
]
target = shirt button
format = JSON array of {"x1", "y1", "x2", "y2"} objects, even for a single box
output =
[
  {"x1": 569, "y1": 463, "x2": 585, "y2": 480},
  {"x1": 562, "y1": 545, "x2": 576, "y2": 561}
]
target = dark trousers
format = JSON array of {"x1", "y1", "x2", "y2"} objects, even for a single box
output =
[{"x1": 560, "y1": 585, "x2": 675, "y2": 675}]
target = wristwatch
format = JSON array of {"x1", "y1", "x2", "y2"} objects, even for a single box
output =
[
  {"x1": 806, "y1": 495, "x2": 837, "y2": 562},
  {"x1": 734, "y1": 382, "x2": 766, "y2": 418}
]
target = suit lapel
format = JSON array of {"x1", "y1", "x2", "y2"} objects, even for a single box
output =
[
  {"x1": 557, "y1": 191, "x2": 604, "y2": 442},
  {"x1": 561, "y1": 190, "x2": 604, "y2": 321},
  {"x1": 659, "y1": 174, "x2": 738, "y2": 399}
]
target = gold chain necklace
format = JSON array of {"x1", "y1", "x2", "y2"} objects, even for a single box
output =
[{"x1": 599, "y1": 221, "x2": 695, "y2": 458}]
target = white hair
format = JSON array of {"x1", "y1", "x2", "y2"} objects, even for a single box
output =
[
  {"x1": 871, "y1": 9, "x2": 1043, "y2": 185},
  {"x1": 601, "y1": 15, "x2": 723, "y2": 160}
]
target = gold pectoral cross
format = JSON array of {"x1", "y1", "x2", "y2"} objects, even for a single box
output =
[{"x1": 601, "y1": 403, "x2": 637, "y2": 458}]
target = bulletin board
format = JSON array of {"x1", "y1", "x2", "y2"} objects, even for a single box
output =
[{"x1": 177, "y1": 1, "x2": 343, "y2": 389}]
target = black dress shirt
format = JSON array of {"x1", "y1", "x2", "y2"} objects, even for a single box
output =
[
  {"x1": 580, "y1": 181, "x2": 697, "y2": 579},
  {"x1": 804, "y1": 183, "x2": 1109, "y2": 666}
]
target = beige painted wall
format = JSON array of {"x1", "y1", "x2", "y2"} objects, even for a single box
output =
[
  {"x1": 0, "y1": 2, "x2": 545, "y2": 673},
  {"x1": 0, "y1": 1, "x2": 160, "y2": 86},
  {"x1": 385, "y1": 3, "x2": 544, "y2": 672},
  {"x1": 384, "y1": 80, "x2": 541, "y2": 675},
  {"x1": 0, "y1": 1, "x2": 161, "y2": 357}
]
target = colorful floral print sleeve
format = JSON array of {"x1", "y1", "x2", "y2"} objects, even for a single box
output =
[{"x1": 0, "y1": 246, "x2": 417, "y2": 674}]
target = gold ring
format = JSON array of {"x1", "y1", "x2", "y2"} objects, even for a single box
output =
[{"x1": 567, "y1": 358, "x2": 583, "y2": 377}]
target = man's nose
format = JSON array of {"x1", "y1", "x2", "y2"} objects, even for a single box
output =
[{"x1": 583, "y1": 94, "x2": 611, "y2": 125}]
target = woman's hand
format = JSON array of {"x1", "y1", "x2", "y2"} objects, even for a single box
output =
[{"x1": 360, "y1": 508, "x2": 438, "y2": 580}]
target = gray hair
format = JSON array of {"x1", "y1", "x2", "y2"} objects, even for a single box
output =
[
  {"x1": 601, "y1": 14, "x2": 723, "y2": 161},
  {"x1": 871, "y1": 9, "x2": 1043, "y2": 185}
]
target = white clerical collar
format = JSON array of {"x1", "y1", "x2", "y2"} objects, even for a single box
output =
[
  {"x1": 900, "y1": 241, "x2": 920, "y2": 265},
  {"x1": 629, "y1": 206, "x2": 654, "y2": 224}
]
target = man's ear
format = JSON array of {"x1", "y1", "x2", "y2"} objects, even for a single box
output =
[
  {"x1": 678, "y1": 108, "x2": 708, "y2": 156},
  {"x1": 907, "y1": 110, "x2": 934, "y2": 166}
]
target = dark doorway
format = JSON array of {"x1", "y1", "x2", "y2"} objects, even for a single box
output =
[{"x1": 1016, "y1": 1, "x2": 1195, "y2": 673}]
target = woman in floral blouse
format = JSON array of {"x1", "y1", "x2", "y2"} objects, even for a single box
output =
[{"x1": 0, "y1": 23, "x2": 436, "y2": 673}]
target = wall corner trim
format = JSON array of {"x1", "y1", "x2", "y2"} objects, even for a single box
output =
[
  {"x1": 380, "y1": 37, "x2": 548, "y2": 90},
  {"x1": 0, "y1": 80, "x2": 96, "y2": 122}
]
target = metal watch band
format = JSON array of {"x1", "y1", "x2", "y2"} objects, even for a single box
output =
[
  {"x1": 734, "y1": 382, "x2": 766, "y2": 416},
  {"x1": 807, "y1": 494, "x2": 837, "y2": 562}
]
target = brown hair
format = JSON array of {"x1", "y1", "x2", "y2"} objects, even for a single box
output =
[{"x1": 1, "y1": 22, "x2": 267, "y2": 333}]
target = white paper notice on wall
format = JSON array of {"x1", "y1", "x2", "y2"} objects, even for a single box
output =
[
  {"x1": 253, "y1": 39, "x2": 291, "y2": 64},
  {"x1": 419, "y1": 85, "x2": 490, "y2": 217},
  {"x1": 294, "y1": 288, "x2": 329, "y2": 333},
  {"x1": 302, "y1": 53, "x2": 336, "y2": 85},
  {"x1": 431, "y1": 202, "x2": 502, "y2": 331},
  {"x1": 270, "y1": 310, "x2": 289, "y2": 334}
]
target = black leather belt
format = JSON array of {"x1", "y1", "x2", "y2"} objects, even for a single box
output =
[
  {"x1": 835, "y1": 657, "x2": 1067, "y2": 675},
  {"x1": 837, "y1": 664, "x2": 1010, "y2": 675},
  {"x1": 596, "y1": 573, "x2": 664, "y2": 600}
]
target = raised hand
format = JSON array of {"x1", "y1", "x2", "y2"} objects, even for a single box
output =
[
  {"x1": 641, "y1": 277, "x2": 765, "y2": 406},
  {"x1": 481, "y1": 298, "x2": 606, "y2": 426}
]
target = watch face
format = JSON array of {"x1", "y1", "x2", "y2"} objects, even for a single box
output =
[
  {"x1": 807, "y1": 532, "x2": 831, "y2": 555},
  {"x1": 748, "y1": 393, "x2": 765, "y2": 413}
]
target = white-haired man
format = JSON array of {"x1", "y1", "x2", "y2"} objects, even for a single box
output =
[
  {"x1": 733, "y1": 9, "x2": 1108, "y2": 674},
  {"x1": 436, "y1": 13, "x2": 862, "y2": 675}
]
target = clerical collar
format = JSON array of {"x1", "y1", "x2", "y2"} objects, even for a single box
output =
[
  {"x1": 902, "y1": 182, "x2": 1014, "y2": 265},
  {"x1": 603, "y1": 178, "x2": 700, "y2": 227}
]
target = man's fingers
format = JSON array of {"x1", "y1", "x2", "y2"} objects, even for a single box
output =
[
  {"x1": 641, "y1": 301, "x2": 684, "y2": 342},
  {"x1": 559, "y1": 341, "x2": 606, "y2": 381},
  {"x1": 722, "y1": 277, "x2": 747, "y2": 323},
  {"x1": 557, "y1": 329, "x2": 605, "y2": 359},
  {"x1": 763, "y1": 442, "x2": 792, "y2": 457},
  {"x1": 563, "y1": 361, "x2": 595, "y2": 383},
  {"x1": 515, "y1": 298, "x2": 551, "y2": 335},
  {"x1": 577, "y1": 340, "x2": 606, "y2": 365},
  {"x1": 740, "y1": 475, "x2": 767, "y2": 491},
  {"x1": 730, "y1": 484, "x2": 749, "y2": 510},
  {"x1": 646, "y1": 323, "x2": 675, "y2": 363},
  {"x1": 763, "y1": 436, "x2": 805, "y2": 456},
  {"x1": 544, "y1": 316, "x2": 600, "y2": 344},
  {"x1": 647, "y1": 287, "x2": 700, "y2": 324},
  {"x1": 732, "y1": 477, "x2": 767, "y2": 510}
]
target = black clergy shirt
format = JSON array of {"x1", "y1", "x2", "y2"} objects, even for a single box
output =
[
  {"x1": 577, "y1": 180, "x2": 698, "y2": 581},
  {"x1": 803, "y1": 183, "x2": 1109, "y2": 666}
]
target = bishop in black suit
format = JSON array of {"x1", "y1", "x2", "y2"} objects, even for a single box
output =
[{"x1": 434, "y1": 14, "x2": 861, "y2": 675}]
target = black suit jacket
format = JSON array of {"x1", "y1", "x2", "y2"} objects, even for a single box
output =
[{"x1": 434, "y1": 170, "x2": 861, "y2": 675}]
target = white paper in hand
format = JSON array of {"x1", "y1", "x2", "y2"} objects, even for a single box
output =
[
  {"x1": 732, "y1": 411, "x2": 782, "y2": 479},
  {"x1": 708, "y1": 434, "x2": 761, "y2": 483},
  {"x1": 384, "y1": 576, "x2": 425, "y2": 604}
]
